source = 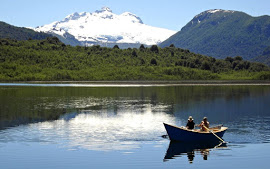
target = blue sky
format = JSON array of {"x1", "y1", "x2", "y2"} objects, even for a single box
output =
[{"x1": 1, "y1": 0, "x2": 270, "y2": 31}]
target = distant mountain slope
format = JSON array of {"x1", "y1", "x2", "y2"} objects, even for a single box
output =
[
  {"x1": 160, "y1": 9, "x2": 270, "y2": 60},
  {"x1": 253, "y1": 46, "x2": 270, "y2": 66},
  {"x1": 50, "y1": 32, "x2": 82, "y2": 46},
  {"x1": 0, "y1": 21, "x2": 51, "y2": 40},
  {"x1": 33, "y1": 7, "x2": 176, "y2": 47}
]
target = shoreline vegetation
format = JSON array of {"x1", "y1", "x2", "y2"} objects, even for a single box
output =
[
  {"x1": 1, "y1": 37, "x2": 270, "y2": 81},
  {"x1": 1, "y1": 80, "x2": 270, "y2": 86}
]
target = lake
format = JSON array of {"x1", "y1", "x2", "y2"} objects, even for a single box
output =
[{"x1": 0, "y1": 83, "x2": 270, "y2": 169}]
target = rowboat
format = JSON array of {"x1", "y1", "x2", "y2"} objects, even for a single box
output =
[{"x1": 163, "y1": 123, "x2": 228, "y2": 142}]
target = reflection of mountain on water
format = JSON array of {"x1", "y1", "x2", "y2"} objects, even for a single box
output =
[
  {"x1": 0, "y1": 110, "x2": 174, "y2": 150},
  {"x1": 164, "y1": 141, "x2": 227, "y2": 163},
  {"x1": 172, "y1": 86, "x2": 270, "y2": 123}
]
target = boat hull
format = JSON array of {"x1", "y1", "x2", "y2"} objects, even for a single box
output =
[{"x1": 164, "y1": 123, "x2": 227, "y2": 142}]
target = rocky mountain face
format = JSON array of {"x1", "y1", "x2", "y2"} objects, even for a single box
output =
[
  {"x1": 160, "y1": 9, "x2": 270, "y2": 60},
  {"x1": 34, "y1": 7, "x2": 176, "y2": 48}
]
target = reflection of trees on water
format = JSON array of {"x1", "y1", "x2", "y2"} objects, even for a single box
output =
[
  {"x1": 1, "y1": 85, "x2": 270, "y2": 130},
  {"x1": 170, "y1": 86, "x2": 270, "y2": 124}
]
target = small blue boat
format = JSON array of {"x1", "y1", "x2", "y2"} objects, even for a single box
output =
[{"x1": 163, "y1": 123, "x2": 228, "y2": 142}]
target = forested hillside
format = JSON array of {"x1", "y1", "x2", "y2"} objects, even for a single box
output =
[
  {"x1": 0, "y1": 37, "x2": 269, "y2": 81},
  {"x1": 253, "y1": 46, "x2": 270, "y2": 66},
  {"x1": 0, "y1": 21, "x2": 51, "y2": 40},
  {"x1": 160, "y1": 9, "x2": 270, "y2": 60}
]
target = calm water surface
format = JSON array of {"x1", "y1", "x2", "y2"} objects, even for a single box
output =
[{"x1": 0, "y1": 84, "x2": 270, "y2": 169}]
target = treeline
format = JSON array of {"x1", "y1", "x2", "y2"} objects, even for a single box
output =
[{"x1": 0, "y1": 37, "x2": 269, "y2": 81}]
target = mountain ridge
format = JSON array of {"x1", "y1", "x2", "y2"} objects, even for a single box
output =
[
  {"x1": 0, "y1": 21, "x2": 51, "y2": 40},
  {"x1": 160, "y1": 9, "x2": 270, "y2": 60}
]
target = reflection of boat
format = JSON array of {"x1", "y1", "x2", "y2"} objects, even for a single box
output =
[
  {"x1": 164, "y1": 140, "x2": 227, "y2": 162},
  {"x1": 164, "y1": 123, "x2": 227, "y2": 142}
]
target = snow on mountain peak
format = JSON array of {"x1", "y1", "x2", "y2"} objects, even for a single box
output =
[
  {"x1": 194, "y1": 9, "x2": 235, "y2": 18},
  {"x1": 64, "y1": 12, "x2": 81, "y2": 21},
  {"x1": 207, "y1": 9, "x2": 224, "y2": 14},
  {"x1": 120, "y1": 12, "x2": 143, "y2": 24},
  {"x1": 34, "y1": 7, "x2": 176, "y2": 46},
  {"x1": 95, "y1": 7, "x2": 112, "y2": 13},
  {"x1": 206, "y1": 9, "x2": 235, "y2": 14},
  {"x1": 192, "y1": 9, "x2": 236, "y2": 25}
]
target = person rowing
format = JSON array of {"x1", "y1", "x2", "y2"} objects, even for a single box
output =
[
  {"x1": 198, "y1": 117, "x2": 226, "y2": 143},
  {"x1": 199, "y1": 117, "x2": 210, "y2": 131}
]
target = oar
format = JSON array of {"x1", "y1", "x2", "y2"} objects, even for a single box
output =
[{"x1": 203, "y1": 125, "x2": 226, "y2": 143}]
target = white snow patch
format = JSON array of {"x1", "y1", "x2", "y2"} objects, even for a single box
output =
[{"x1": 207, "y1": 9, "x2": 235, "y2": 14}]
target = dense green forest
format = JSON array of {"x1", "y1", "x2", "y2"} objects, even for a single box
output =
[{"x1": 0, "y1": 37, "x2": 270, "y2": 81}]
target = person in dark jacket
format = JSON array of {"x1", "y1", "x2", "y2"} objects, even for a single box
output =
[{"x1": 186, "y1": 116, "x2": 195, "y2": 129}]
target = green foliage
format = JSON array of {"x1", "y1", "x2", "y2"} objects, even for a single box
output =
[
  {"x1": 254, "y1": 71, "x2": 270, "y2": 80},
  {"x1": 0, "y1": 38, "x2": 269, "y2": 81},
  {"x1": 113, "y1": 45, "x2": 120, "y2": 49},
  {"x1": 139, "y1": 44, "x2": 145, "y2": 51},
  {"x1": 150, "y1": 58, "x2": 157, "y2": 65},
  {"x1": 131, "y1": 50, "x2": 138, "y2": 57},
  {"x1": 150, "y1": 45, "x2": 159, "y2": 53},
  {"x1": 201, "y1": 60, "x2": 211, "y2": 70}
]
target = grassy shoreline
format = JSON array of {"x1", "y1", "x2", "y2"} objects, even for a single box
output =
[{"x1": 1, "y1": 80, "x2": 270, "y2": 86}]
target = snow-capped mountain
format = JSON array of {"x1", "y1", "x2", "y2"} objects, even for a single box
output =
[
  {"x1": 192, "y1": 9, "x2": 235, "y2": 24},
  {"x1": 34, "y1": 7, "x2": 176, "y2": 47}
]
